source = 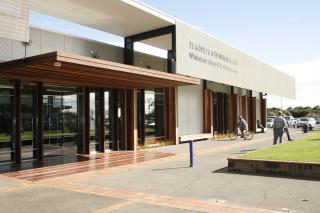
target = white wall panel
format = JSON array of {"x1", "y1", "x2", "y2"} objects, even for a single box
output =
[
  {"x1": 0, "y1": 0, "x2": 29, "y2": 42},
  {"x1": 0, "y1": 37, "x2": 12, "y2": 61},
  {"x1": 178, "y1": 83, "x2": 203, "y2": 136}
]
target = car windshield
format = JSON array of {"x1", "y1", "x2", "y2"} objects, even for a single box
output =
[
  {"x1": 285, "y1": 117, "x2": 291, "y2": 120},
  {"x1": 300, "y1": 118, "x2": 309, "y2": 121},
  {"x1": 267, "y1": 118, "x2": 273, "y2": 122}
]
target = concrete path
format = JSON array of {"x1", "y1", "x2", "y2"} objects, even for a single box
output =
[{"x1": 0, "y1": 128, "x2": 319, "y2": 213}]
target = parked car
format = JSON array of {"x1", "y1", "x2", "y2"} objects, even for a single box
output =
[
  {"x1": 315, "y1": 118, "x2": 320, "y2": 124},
  {"x1": 267, "y1": 118, "x2": 274, "y2": 128},
  {"x1": 296, "y1": 117, "x2": 316, "y2": 129},
  {"x1": 285, "y1": 116, "x2": 297, "y2": 128}
]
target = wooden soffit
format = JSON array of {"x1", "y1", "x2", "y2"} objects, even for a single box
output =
[{"x1": 0, "y1": 52, "x2": 200, "y2": 89}]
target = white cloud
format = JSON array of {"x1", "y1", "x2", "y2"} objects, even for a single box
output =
[{"x1": 268, "y1": 57, "x2": 320, "y2": 108}]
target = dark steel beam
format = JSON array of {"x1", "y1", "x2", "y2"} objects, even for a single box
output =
[
  {"x1": 83, "y1": 87, "x2": 90, "y2": 154},
  {"x1": 37, "y1": 83, "x2": 43, "y2": 161},
  {"x1": 98, "y1": 89, "x2": 105, "y2": 152},
  {"x1": 14, "y1": 80, "x2": 21, "y2": 164},
  {"x1": 130, "y1": 25, "x2": 175, "y2": 42}
]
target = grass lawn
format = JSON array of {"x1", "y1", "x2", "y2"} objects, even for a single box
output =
[{"x1": 241, "y1": 131, "x2": 320, "y2": 163}]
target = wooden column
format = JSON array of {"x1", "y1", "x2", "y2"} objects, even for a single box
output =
[
  {"x1": 252, "y1": 97, "x2": 257, "y2": 133},
  {"x1": 230, "y1": 94, "x2": 238, "y2": 131},
  {"x1": 36, "y1": 83, "x2": 43, "y2": 161},
  {"x1": 126, "y1": 89, "x2": 138, "y2": 150},
  {"x1": 212, "y1": 92, "x2": 216, "y2": 135},
  {"x1": 14, "y1": 80, "x2": 21, "y2": 164},
  {"x1": 223, "y1": 94, "x2": 228, "y2": 134},
  {"x1": 165, "y1": 87, "x2": 178, "y2": 144},
  {"x1": 203, "y1": 89, "x2": 213, "y2": 134},
  {"x1": 261, "y1": 98, "x2": 267, "y2": 127},
  {"x1": 248, "y1": 96, "x2": 257, "y2": 133},
  {"x1": 241, "y1": 95, "x2": 248, "y2": 121},
  {"x1": 109, "y1": 90, "x2": 118, "y2": 151}
]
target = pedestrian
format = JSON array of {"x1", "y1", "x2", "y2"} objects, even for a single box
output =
[
  {"x1": 284, "y1": 127, "x2": 294, "y2": 141},
  {"x1": 273, "y1": 111, "x2": 287, "y2": 145},
  {"x1": 238, "y1": 115, "x2": 248, "y2": 138},
  {"x1": 256, "y1": 120, "x2": 265, "y2": 133}
]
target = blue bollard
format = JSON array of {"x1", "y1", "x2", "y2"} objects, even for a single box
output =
[{"x1": 189, "y1": 140, "x2": 194, "y2": 167}]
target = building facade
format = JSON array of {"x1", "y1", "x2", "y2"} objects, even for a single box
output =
[{"x1": 0, "y1": 0, "x2": 295, "y2": 165}]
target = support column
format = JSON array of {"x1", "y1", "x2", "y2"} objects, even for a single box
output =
[
  {"x1": 251, "y1": 97, "x2": 257, "y2": 133},
  {"x1": 165, "y1": 87, "x2": 178, "y2": 144},
  {"x1": 124, "y1": 36, "x2": 134, "y2": 65},
  {"x1": 167, "y1": 50, "x2": 173, "y2": 73},
  {"x1": 248, "y1": 91, "x2": 257, "y2": 133},
  {"x1": 120, "y1": 90, "x2": 127, "y2": 150},
  {"x1": 109, "y1": 90, "x2": 118, "y2": 151},
  {"x1": 126, "y1": 89, "x2": 138, "y2": 150},
  {"x1": 14, "y1": 80, "x2": 21, "y2": 164},
  {"x1": 230, "y1": 94, "x2": 238, "y2": 131},
  {"x1": 241, "y1": 96, "x2": 248, "y2": 121},
  {"x1": 203, "y1": 89, "x2": 213, "y2": 134},
  {"x1": 97, "y1": 89, "x2": 105, "y2": 152},
  {"x1": 36, "y1": 83, "x2": 43, "y2": 161},
  {"x1": 223, "y1": 93, "x2": 228, "y2": 134},
  {"x1": 261, "y1": 95, "x2": 267, "y2": 127},
  {"x1": 83, "y1": 87, "x2": 90, "y2": 154}
]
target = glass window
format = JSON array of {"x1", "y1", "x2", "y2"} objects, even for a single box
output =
[
  {"x1": 0, "y1": 80, "x2": 15, "y2": 163},
  {"x1": 21, "y1": 83, "x2": 37, "y2": 160},
  {"x1": 145, "y1": 89, "x2": 165, "y2": 140},
  {"x1": 43, "y1": 85, "x2": 80, "y2": 157}
]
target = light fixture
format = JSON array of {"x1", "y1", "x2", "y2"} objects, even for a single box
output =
[{"x1": 53, "y1": 61, "x2": 62, "y2": 67}]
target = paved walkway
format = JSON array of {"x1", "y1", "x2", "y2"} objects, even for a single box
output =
[{"x1": 0, "y1": 128, "x2": 319, "y2": 213}]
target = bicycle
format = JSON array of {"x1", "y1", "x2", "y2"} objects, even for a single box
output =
[{"x1": 228, "y1": 128, "x2": 254, "y2": 140}]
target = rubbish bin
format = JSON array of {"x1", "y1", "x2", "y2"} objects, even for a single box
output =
[{"x1": 303, "y1": 124, "x2": 308, "y2": 133}]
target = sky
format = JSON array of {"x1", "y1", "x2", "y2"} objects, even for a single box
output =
[{"x1": 30, "y1": 0, "x2": 320, "y2": 109}]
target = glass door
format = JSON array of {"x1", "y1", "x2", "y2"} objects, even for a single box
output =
[
  {"x1": 21, "y1": 83, "x2": 37, "y2": 161},
  {"x1": 43, "y1": 85, "x2": 80, "y2": 158},
  {"x1": 0, "y1": 81, "x2": 15, "y2": 164}
]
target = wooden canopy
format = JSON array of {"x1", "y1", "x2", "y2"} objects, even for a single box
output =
[{"x1": 0, "y1": 52, "x2": 199, "y2": 88}]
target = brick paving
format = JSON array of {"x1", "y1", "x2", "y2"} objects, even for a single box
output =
[{"x1": 0, "y1": 130, "x2": 310, "y2": 213}]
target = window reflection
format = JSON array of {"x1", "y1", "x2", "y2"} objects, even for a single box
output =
[
  {"x1": 43, "y1": 85, "x2": 79, "y2": 157},
  {"x1": 139, "y1": 89, "x2": 165, "y2": 144},
  {"x1": 0, "y1": 81, "x2": 14, "y2": 163}
]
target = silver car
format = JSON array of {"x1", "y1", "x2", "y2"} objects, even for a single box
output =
[
  {"x1": 267, "y1": 118, "x2": 274, "y2": 128},
  {"x1": 297, "y1": 117, "x2": 316, "y2": 129}
]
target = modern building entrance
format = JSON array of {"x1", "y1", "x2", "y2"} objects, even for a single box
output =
[{"x1": 0, "y1": 52, "x2": 199, "y2": 164}]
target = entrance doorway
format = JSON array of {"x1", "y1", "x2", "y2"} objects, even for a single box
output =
[{"x1": 42, "y1": 85, "x2": 80, "y2": 158}]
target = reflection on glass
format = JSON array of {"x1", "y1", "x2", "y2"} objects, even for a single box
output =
[
  {"x1": 43, "y1": 85, "x2": 79, "y2": 157},
  {"x1": 90, "y1": 91, "x2": 96, "y2": 152},
  {"x1": 21, "y1": 83, "x2": 37, "y2": 160},
  {"x1": 104, "y1": 91, "x2": 111, "y2": 150},
  {"x1": 145, "y1": 89, "x2": 165, "y2": 141},
  {"x1": 0, "y1": 81, "x2": 14, "y2": 163}
]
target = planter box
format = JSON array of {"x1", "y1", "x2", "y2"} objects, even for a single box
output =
[{"x1": 228, "y1": 157, "x2": 320, "y2": 179}]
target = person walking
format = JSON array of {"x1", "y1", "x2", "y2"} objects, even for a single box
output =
[
  {"x1": 273, "y1": 111, "x2": 287, "y2": 145},
  {"x1": 238, "y1": 116, "x2": 248, "y2": 138}
]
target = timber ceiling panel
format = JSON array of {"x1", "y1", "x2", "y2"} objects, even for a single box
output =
[{"x1": 0, "y1": 52, "x2": 199, "y2": 89}]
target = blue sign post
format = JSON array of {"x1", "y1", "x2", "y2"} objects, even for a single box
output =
[{"x1": 189, "y1": 140, "x2": 194, "y2": 167}]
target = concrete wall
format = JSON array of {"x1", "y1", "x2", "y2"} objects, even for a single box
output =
[
  {"x1": 0, "y1": 27, "x2": 167, "y2": 72},
  {"x1": 178, "y1": 82, "x2": 203, "y2": 136}
]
